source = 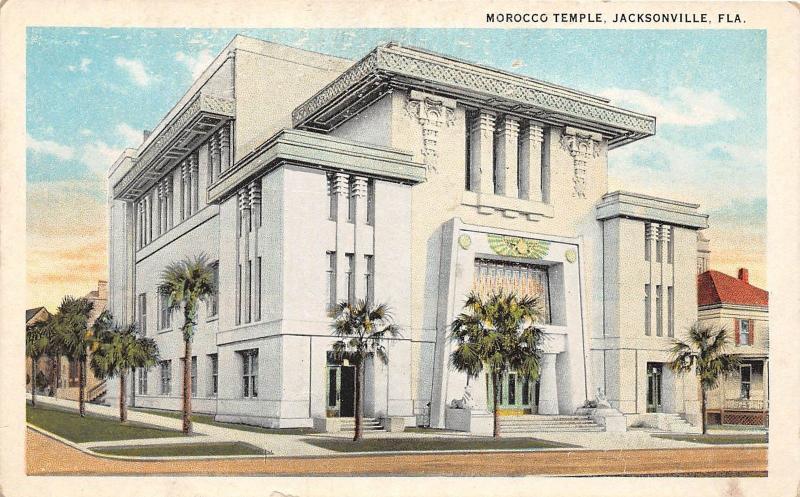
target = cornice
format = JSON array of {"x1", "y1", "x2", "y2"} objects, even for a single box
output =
[
  {"x1": 596, "y1": 190, "x2": 708, "y2": 229},
  {"x1": 293, "y1": 43, "x2": 656, "y2": 148}
]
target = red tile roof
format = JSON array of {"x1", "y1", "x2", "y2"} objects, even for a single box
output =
[{"x1": 698, "y1": 270, "x2": 768, "y2": 307}]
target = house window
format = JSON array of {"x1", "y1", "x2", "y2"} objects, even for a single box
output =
[
  {"x1": 644, "y1": 284, "x2": 651, "y2": 336},
  {"x1": 345, "y1": 253, "x2": 355, "y2": 305},
  {"x1": 138, "y1": 293, "x2": 147, "y2": 335},
  {"x1": 241, "y1": 349, "x2": 258, "y2": 398},
  {"x1": 160, "y1": 360, "x2": 172, "y2": 395},
  {"x1": 364, "y1": 255, "x2": 374, "y2": 308},
  {"x1": 740, "y1": 364, "x2": 751, "y2": 399},
  {"x1": 236, "y1": 264, "x2": 242, "y2": 325},
  {"x1": 655, "y1": 285, "x2": 663, "y2": 337},
  {"x1": 738, "y1": 319, "x2": 750, "y2": 345},
  {"x1": 209, "y1": 354, "x2": 218, "y2": 397},
  {"x1": 327, "y1": 173, "x2": 337, "y2": 221},
  {"x1": 137, "y1": 367, "x2": 147, "y2": 395},
  {"x1": 347, "y1": 180, "x2": 355, "y2": 223},
  {"x1": 656, "y1": 236, "x2": 663, "y2": 263},
  {"x1": 326, "y1": 251, "x2": 336, "y2": 311},
  {"x1": 667, "y1": 286, "x2": 674, "y2": 337},
  {"x1": 644, "y1": 223, "x2": 651, "y2": 261},
  {"x1": 366, "y1": 179, "x2": 375, "y2": 225},
  {"x1": 158, "y1": 291, "x2": 171, "y2": 330},
  {"x1": 668, "y1": 226, "x2": 675, "y2": 263},
  {"x1": 254, "y1": 257, "x2": 262, "y2": 321},
  {"x1": 246, "y1": 260, "x2": 252, "y2": 324},
  {"x1": 208, "y1": 262, "x2": 219, "y2": 318}
]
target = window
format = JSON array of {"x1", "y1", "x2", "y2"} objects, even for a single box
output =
[
  {"x1": 366, "y1": 179, "x2": 375, "y2": 225},
  {"x1": 655, "y1": 285, "x2": 663, "y2": 336},
  {"x1": 347, "y1": 179, "x2": 355, "y2": 223},
  {"x1": 668, "y1": 226, "x2": 675, "y2": 263},
  {"x1": 508, "y1": 373, "x2": 517, "y2": 405},
  {"x1": 236, "y1": 264, "x2": 242, "y2": 325},
  {"x1": 739, "y1": 365, "x2": 751, "y2": 399},
  {"x1": 345, "y1": 253, "x2": 355, "y2": 305},
  {"x1": 138, "y1": 293, "x2": 147, "y2": 335},
  {"x1": 327, "y1": 173, "x2": 337, "y2": 221},
  {"x1": 326, "y1": 251, "x2": 336, "y2": 311},
  {"x1": 473, "y1": 259, "x2": 551, "y2": 323},
  {"x1": 160, "y1": 360, "x2": 172, "y2": 395},
  {"x1": 254, "y1": 257, "x2": 262, "y2": 321},
  {"x1": 241, "y1": 350, "x2": 258, "y2": 398},
  {"x1": 738, "y1": 319, "x2": 750, "y2": 345},
  {"x1": 364, "y1": 255, "x2": 374, "y2": 307},
  {"x1": 656, "y1": 234, "x2": 663, "y2": 263},
  {"x1": 644, "y1": 223, "x2": 651, "y2": 261},
  {"x1": 208, "y1": 262, "x2": 219, "y2": 318},
  {"x1": 644, "y1": 284, "x2": 651, "y2": 336},
  {"x1": 209, "y1": 354, "x2": 218, "y2": 397},
  {"x1": 137, "y1": 367, "x2": 148, "y2": 395},
  {"x1": 158, "y1": 291, "x2": 171, "y2": 330},
  {"x1": 246, "y1": 260, "x2": 252, "y2": 324},
  {"x1": 667, "y1": 286, "x2": 674, "y2": 337}
]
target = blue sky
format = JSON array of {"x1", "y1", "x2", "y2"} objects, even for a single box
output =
[{"x1": 26, "y1": 28, "x2": 766, "y2": 308}]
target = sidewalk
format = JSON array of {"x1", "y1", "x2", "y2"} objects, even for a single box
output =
[{"x1": 26, "y1": 395, "x2": 764, "y2": 457}]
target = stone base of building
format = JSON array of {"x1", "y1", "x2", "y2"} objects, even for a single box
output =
[
  {"x1": 444, "y1": 408, "x2": 494, "y2": 435},
  {"x1": 216, "y1": 414, "x2": 314, "y2": 429},
  {"x1": 575, "y1": 407, "x2": 627, "y2": 432},
  {"x1": 626, "y1": 413, "x2": 701, "y2": 433}
]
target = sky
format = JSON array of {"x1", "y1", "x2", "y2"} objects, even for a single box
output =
[{"x1": 26, "y1": 28, "x2": 766, "y2": 310}]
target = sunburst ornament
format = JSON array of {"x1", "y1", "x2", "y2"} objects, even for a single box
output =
[{"x1": 487, "y1": 234, "x2": 550, "y2": 259}]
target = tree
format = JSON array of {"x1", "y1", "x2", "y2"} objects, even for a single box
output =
[
  {"x1": 668, "y1": 322, "x2": 741, "y2": 434},
  {"x1": 160, "y1": 254, "x2": 215, "y2": 435},
  {"x1": 91, "y1": 319, "x2": 159, "y2": 422},
  {"x1": 449, "y1": 291, "x2": 546, "y2": 438},
  {"x1": 26, "y1": 316, "x2": 54, "y2": 406},
  {"x1": 51, "y1": 296, "x2": 95, "y2": 417},
  {"x1": 330, "y1": 300, "x2": 400, "y2": 441}
]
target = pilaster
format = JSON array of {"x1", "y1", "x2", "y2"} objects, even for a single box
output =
[
  {"x1": 518, "y1": 122, "x2": 544, "y2": 201},
  {"x1": 494, "y1": 116, "x2": 520, "y2": 198},
  {"x1": 470, "y1": 110, "x2": 496, "y2": 194},
  {"x1": 333, "y1": 172, "x2": 350, "y2": 304},
  {"x1": 220, "y1": 123, "x2": 231, "y2": 173}
]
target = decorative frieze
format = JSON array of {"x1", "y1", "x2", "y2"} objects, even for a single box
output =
[
  {"x1": 351, "y1": 176, "x2": 368, "y2": 198},
  {"x1": 487, "y1": 234, "x2": 550, "y2": 259},
  {"x1": 405, "y1": 90, "x2": 456, "y2": 172},
  {"x1": 559, "y1": 127, "x2": 602, "y2": 199}
]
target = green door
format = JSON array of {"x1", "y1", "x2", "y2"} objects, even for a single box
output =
[{"x1": 486, "y1": 372, "x2": 538, "y2": 413}]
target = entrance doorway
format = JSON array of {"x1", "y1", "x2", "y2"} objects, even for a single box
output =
[
  {"x1": 647, "y1": 363, "x2": 663, "y2": 413},
  {"x1": 486, "y1": 372, "x2": 539, "y2": 414},
  {"x1": 326, "y1": 352, "x2": 356, "y2": 417}
]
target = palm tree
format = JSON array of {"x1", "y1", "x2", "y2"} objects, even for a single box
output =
[
  {"x1": 51, "y1": 296, "x2": 95, "y2": 417},
  {"x1": 668, "y1": 322, "x2": 741, "y2": 434},
  {"x1": 26, "y1": 316, "x2": 53, "y2": 406},
  {"x1": 450, "y1": 291, "x2": 547, "y2": 438},
  {"x1": 330, "y1": 300, "x2": 400, "y2": 441},
  {"x1": 91, "y1": 319, "x2": 159, "y2": 422},
  {"x1": 160, "y1": 254, "x2": 215, "y2": 435}
]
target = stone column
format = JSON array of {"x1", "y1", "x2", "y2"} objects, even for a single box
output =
[
  {"x1": 494, "y1": 116, "x2": 520, "y2": 198},
  {"x1": 180, "y1": 161, "x2": 188, "y2": 221},
  {"x1": 518, "y1": 122, "x2": 544, "y2": 201},
  {"x1": 538, "y1": 353, "x2": 559, "y2": 415},
  {"x1": 190, "y1": 153, "x2": 199, "y2": 214},
  {"x1": 469, "y1": 110, "x2": 496, "y2": 195},
  {"x1": 219, "y1": 123, "x2": 231, "y2": 174},
  {"x1": 209, "y1": 133, "x2": 220, "y2": 184},
  {"x1": 166, "y1": 176, "x2": 173, "y2": 229}
]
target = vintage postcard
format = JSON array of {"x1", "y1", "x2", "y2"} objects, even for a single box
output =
[{"x1": 1, "y1": 0, "x2": 798, "y2": 496}]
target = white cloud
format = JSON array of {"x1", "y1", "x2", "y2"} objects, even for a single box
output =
[
  {"x1": 599, "y1": 87, "x2": 740, "y2": 127},
  {"x1": 79, "y1": 128, "x2": 93, "y2": 136},
  {"x1": 115, "y1": 122, "x2": 143, "y2": 147},
  {"x1": 114, "y1": 56, "x2": 154, "y2": 86},
  {"x1": 27, "y1": 135, "x2": 75, "y2": 160},
  {"x1": 175, "y1": 49, "x2": 214, "y2": 80},
  {"x1": 511, "y1": 59, "x2": 525, "y2": 68},
  {"x1": 80, "y1": 140, "x2": 123, "y2": 177}
]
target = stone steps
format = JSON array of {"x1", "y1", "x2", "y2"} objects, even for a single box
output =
[
  {"x1": 338, "y1": 418, "x2": 384, "y2": 431},
  {"x1": 498, "y1": 415, "x2": 604, "y2": 433}
]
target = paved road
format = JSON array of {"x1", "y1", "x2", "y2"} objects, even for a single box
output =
[{"x1": 26, "y1": 429, "x2": 767, "y2": 477}]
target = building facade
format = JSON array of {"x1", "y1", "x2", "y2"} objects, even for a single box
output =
[
  {"x1": 698, "y1": 268, "x2": 769, "y2": 426},
  {"x1": 107, "y1": 36, "x2": 707, "y2": 430}
]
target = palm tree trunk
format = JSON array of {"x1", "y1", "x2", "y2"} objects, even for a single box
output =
[
  {"x1": 119, "y1": 370, "x2": 128, "y2": 423},
  {"x1": 79, "y1": 356, "x2": 87, "y2": 417},
  {"x1": 51, "y1": 355, "x2": 59, "y2": 397},
  {"x1": 130, "y1": 367, "x2": 136, "y2": 408},
  {"x1": 30, "y1": 356, "x2": 37, "y2": 406},
  {"x1": 353, "y1": 361, "x2": 364, "y2": 442},
  {"x1": 492, "y1": 372, "x2": 501, "y2": 438},
  {"x1": 182, "y1": 337, "x2": 192, "y2": 435},
  {"x1": 700, "y1": 386, "x2": 707, "y2": 435}
]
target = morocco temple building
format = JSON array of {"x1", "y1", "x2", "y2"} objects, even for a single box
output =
[{"x1": 106, "y1": 35, "x2": 708, "y2": 432}]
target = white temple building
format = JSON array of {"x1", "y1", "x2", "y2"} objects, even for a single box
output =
[{"x1": 106, "y1": 35, "x2": 708, "y2": 432}]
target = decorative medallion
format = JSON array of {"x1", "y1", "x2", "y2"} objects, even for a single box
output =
[
  {"x1": 487, "y1": 234, "x2": 550, "y2": 259},
  {"x1": 405, "y1": 90, "x2": 456, "y2": 172},
  {"x1": 458, "y1": 234, "x2": 472, "y2": 250},
  {"x1": 565, "y1": 249, "x2": 577, "y2": 263}
]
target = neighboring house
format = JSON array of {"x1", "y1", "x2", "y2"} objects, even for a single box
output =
[
  {"x1": 698, "y1": 268, "x2": 769, "y2": 426},
  {"x1": 25, "y1": 307, "x2": 54, "y2": 395},
  {"x1": 106, "y1": 35, "x2": 708, "y2": 432},
  {"x1": 53, "y1": 281, "x2": 109, "y2": 403}
]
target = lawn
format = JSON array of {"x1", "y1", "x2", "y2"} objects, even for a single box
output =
[
  {"x1": 303, "y1": 437, "x2": 573, "y2": 453},
  {"x1": 26, "y1": 404, "x2": 184, "y2": 443},
  {"x1": 131, "y1": 407, "x2": 314, "y2": 436},
  {"x1": 652, "y1": 433, "x2": 768, "y2": 445},
  {"x1": 93, "y1": 442, "x2": 265, "y2": 458}
]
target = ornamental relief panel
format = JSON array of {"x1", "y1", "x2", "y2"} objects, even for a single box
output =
[
  {"x1": 559, "y1": 127, "x2": 603, "y2": 198},
  {"x1": 405, "y1": 90, "x2": 456, "y2": 172}
]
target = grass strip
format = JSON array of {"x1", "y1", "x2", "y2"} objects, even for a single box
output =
[
  {"x1": 131, "y1": 407, "x2": 314, "y2": 435},
  {"x1": 652, "y1": 433, "x2": 767, "y2": 445},
  {"x1": 303, "y1": 436, "x2": 573, "y2": 453},
  {"x1": 93, "y1": 442, "x2": 265, "y2": 458}
]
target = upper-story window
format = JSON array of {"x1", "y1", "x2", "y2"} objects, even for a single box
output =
[
  {"x1": 345, "y1": 253, "x2": 355, "y2": 305},
  {"x1": 366, "y1": 179, "x2": 375, "y2": 225},
  {"x1": 241, "y1": 349, "x2": 258, "y2": 398},
  {"x1": 208, "y1": 261, "x2": 219, "y2": 318},
  {"x1": 644, "y1": 223, "x2": 652, "y2": 262},
  {"x1": 158, "y1": 291, "x2": 171, "y2": 330},
  {"x1": 327, "y1": 173, "x2": 337, "y2": 221},
  {"x1": 137, "y1": 293, "x2": 147, "y2": 335},
  {"x1": 364, "y1": 255, "x2": 374, "y2": 307},
  {"x1": 326, "y1": 251, "x2": 336, "y2": 312},
  {"x1": 472, "y1": 259, "x2": 551, "y2": 324},
  {"x1": 737, "y1": 319, "x2": 750, "y2": 346},
  {"x1": 347, "y1": 179, "x2": 356, "y2": 223}
]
